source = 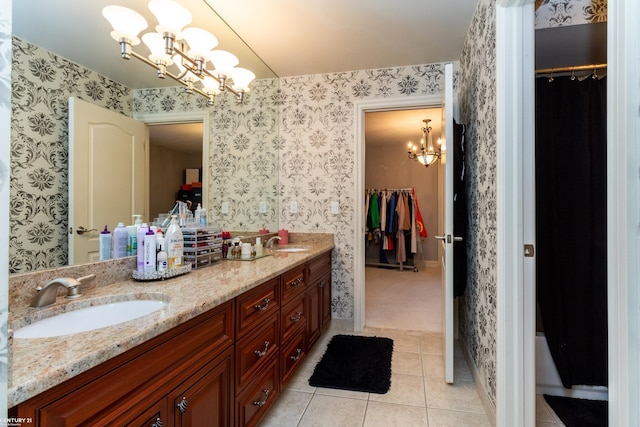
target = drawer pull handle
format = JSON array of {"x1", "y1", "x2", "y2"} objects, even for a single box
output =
[
  {"x1": 319, "y1": 280, "x2": 327, "y2": 288},
  {"x1": 255, "y1": 341, "x2": 270, "y2": 357},
  {"x1": 291, "y1": 277, "x2": 303, "y2": 287},
  {"x1": 290, "y1": 348, "x2": 302, "y2": 361},
  {"x1": 177, "y1": 396, "x2": 188, "y2": 415},
  {"x1": 253, "y1": 389, "x2": 271, "y2": 408},
  {"x1": 151, "y1": 417, "x2": 164, "y2": 427},
  {"x1": 254, "y1": 298, "x2": 271, "y2": 311},
  {"x1": 290, "y1": 311, "x2": 302, "y2": 322}
]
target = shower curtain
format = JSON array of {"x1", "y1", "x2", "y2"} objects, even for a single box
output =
[{"x1": 535, "y1": 75, "x2": 608, "y2": 388}]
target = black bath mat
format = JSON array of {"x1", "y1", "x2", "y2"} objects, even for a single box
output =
[
  {"x1": 309, "y1": 334, "x2": 393, "y2": 394},
  {"x1": 544, "y1": 394, "x2": 608, "y2": 426}
]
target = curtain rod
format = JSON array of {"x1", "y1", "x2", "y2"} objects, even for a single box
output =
[{"x1": 535, "y1": 63, "x2": 607, "y2": 75}]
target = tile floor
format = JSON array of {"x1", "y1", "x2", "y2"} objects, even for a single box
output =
[{"x1": 260, "y1": 266, "x2": 566, "y2": 426}]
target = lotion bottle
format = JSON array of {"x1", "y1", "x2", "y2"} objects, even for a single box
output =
[
  {"x1": 137, "y1": 222, "x2": 148, "y2": 274},
  {"x1": 165, "y1": 215, "x2": 184, "y2": 269},
  {"x1": 144, "y1": 227, "x2": 157, "y2": 273},
  {"x1": 99, "y1": 225, "x2": 112, "y2": 261},
  {"x1": 113, "y1": 222, "x2": 128, "y2": 258},
  {"x1": 255, "y1": 237, "x2": 263, "y2": 257},
  {"x1": 157, "y1": 237, "x2": 168, "y2": 272}
]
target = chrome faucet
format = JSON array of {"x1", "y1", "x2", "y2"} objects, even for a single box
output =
[
  {"x1": 265, "y1": 236, "x2": 282, "y2": 248},
  {"x1": 30, "y1": 274, "x2": 95, "y2": 308}
]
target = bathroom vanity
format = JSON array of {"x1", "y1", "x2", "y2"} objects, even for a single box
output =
[{"x1": 9, "y1": 234, "x2": 334, "y2": 427}]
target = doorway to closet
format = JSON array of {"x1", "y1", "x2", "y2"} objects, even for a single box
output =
[{"x1": 363, "y1": 107, "x2": 443, "y2": 332}]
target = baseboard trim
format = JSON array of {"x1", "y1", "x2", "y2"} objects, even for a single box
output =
[{"x1": 459, "y1": 336, "x2": 497, "y2": 426}]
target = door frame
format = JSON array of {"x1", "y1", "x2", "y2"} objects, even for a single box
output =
[
  {"x1": 353, "y1": 94, "x2": 443, "y2": 332},
  {"x1": 135, "y1": 111, "x2": 210, "y2": 221}
]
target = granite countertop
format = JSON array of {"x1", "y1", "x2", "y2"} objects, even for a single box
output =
[{"x1": 8, "y1": 235, "x2": 334, "y2": 408}]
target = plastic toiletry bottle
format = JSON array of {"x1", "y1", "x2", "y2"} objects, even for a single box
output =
[
  {"x1": 195, "y1": 203, "x2": 207, "y2": 227},
  {"x1": 137, "y1": 222, "x2": 148, "y2": 274},
  {"x1": 113, "y1": 222, "x2": 128, "y2": 258},
  {"x1": 255, "y1": 237, "x2": 263, "y2": 257},
  {"x1": 165, "y1": 215, "x2": 184, "y2": 269},
  {"x1": 144, "y1": 227, "x2": 157, "y2": 273},
  {"x1": 128, "y1": 215, "x2": 143, "y2": 256},
  {"x1": 157, "y1": 238, "x2": 168, "y2": 272},
  {"x1": 99, "y1": 225, "x2": 112, "y2": 261}
]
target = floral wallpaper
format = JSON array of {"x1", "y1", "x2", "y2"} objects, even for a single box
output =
[
  {"x1": 458, "y1": 0, "x2": 498, "y2": 408},
  {"x1": 277, "y1": 64, "x2": 450, "y2": 320},
  {"x1": 535, "y1": 0, "x2": 607, "y2": 28},
  {"x1": 135, "y1": 79, "x2": 279, "y2": 233},
  {"x1": 10, "y1": 37, "x2": 133, "y2": 274},
  {"x1": 9, "y1": 36, "x2": 278, "y2": 274},
  {"x1": 0, "y1": 0, "x2": 10, "y2": 416}
]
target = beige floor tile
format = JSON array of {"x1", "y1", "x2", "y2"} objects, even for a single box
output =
[
  {"x1": 420, "y1": 334, "x2": 444, "y2": 355},
  {"x1": 454, "y1": 357, "x2": 474, "y2": 382},
  {"x1": 369, "y1": 373, "x2": 426, "y2": 407},
  {"x1": 286, "y1": 361, "x2": 317, "y2": 393},
  {"x1": 392, "y1": 350, "x2": 424, "y2": 376},
  {"x1": 259, "y1": 390, "x2": 313, "y2": 427},
  {"x1": 427, "y1": 408, "x2": 492, "y2": 427},
  {"x1": 424, "y1": 377, "x2": 486, "y2": 414},
  {"x1": 298, "y1": 394, "x2": 367, "y2": 427},
  {"x1": 422, "y1": 353, "x2": 445, "y2": 378},
  {"x1": 315, "y1": 386, "x2": 369, "y2": 400},
  {"x1": 536, "y1": 421, "x2": 561, "y2": 427},
  {"x1": 363, "y1": 401, "x2": 429, "y2": 427}
]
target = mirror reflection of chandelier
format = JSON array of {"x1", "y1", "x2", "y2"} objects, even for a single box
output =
[
  {"x1": 407, "y1": 119, "x2": 441, "y2": 167},
  {"x1": 102, "y1": 0, "x2": 255, "y2": 106}
]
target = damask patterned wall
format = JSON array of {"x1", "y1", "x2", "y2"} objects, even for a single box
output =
[
  {"x1": 458, "y1": 0, "x2": 498, "y2": 408},
  {"x1": 277, "y1": 65, "x2": 449, "y2": 319},
  {"x1": 10, "y1": 37, "x2": 133, "y2": 274},
  {"x1": 9, "y1": 36, "x2": 278, "y2": 274},
  {"x1": 535, "y1": 0, "x2": 607, "y2": 28},
  {"x1": 134, "y1": 79, "x2": 279, "y2": 234}
]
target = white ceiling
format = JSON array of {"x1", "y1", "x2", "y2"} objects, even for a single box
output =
[{"x1": 204, "y1": 0, "x2": 479, "y2": 77}]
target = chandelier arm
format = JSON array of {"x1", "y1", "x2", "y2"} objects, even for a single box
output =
[{"x1": 127, "y1": 50, "x2": 241, "y2": 103}]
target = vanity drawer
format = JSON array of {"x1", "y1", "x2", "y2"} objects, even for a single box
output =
[
  {"x1": 280, "y1": 292, "x2": 306, "y2": 343},
  {"x1": 235, "y1": 356, "x2": 279, "y2": 427},
  {"x1": 235, "y1": 313, "x2": 279, "y2": 393},
  {"x1": 281, "y1": 264, "x2": 306, "y2": 304},
  {"x1": 307, "y1": 250, "x2": 332, "y2": 283},
  {"x1": 236, "y1": 277, "x2": 280, "y2": 338},
  {"x1": 280, "y1": 328, "x2": 306, "y2": 388}
]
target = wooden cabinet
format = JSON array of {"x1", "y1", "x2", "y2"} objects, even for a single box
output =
[
  {"x1": 306, "y1": 251, "x2": 332, "y2": 350},
  {"x1": 11, "y1": 250, "x2": 333, "y2": 427},
  {"x1": 12, "y1": 301, "x2": 234, "y2": 427}
]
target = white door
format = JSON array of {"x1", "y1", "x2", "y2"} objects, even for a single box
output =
[
  {"x1": 68, "y1": 97, "x2": 146, "y2": 264},
  {"x1": 436, "y1": 63, "x2": 456, "y2": 383}
]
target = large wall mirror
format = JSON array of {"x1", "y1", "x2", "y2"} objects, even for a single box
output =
[{"x1": 10, "y1": 0, "x2": 279, "y2": 274}]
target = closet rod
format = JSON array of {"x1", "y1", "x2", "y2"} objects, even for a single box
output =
[
  {"x1": 535, "y1": 63, "x2": 607, "y2": 75},
  {"x1": 366, "y1": 187, "x2": 414, "y2": 192}
]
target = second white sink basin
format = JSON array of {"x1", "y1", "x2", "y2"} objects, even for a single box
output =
[
  {"x1": 276, "y1": 247, "x2": 308, "y2": 253},
  {"x1": 14, "y1": 300, "x2": 168, "y2": 339}
]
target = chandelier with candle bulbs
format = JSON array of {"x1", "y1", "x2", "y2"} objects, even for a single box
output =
[
  {"x1": 102, "y1": 0, "x2": 255, "y2": 106},
  {"x1": 407, "y1": 119, "x2": 441, "y2": 167}
]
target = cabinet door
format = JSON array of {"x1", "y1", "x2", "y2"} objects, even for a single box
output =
[
  {"x1": 172, "y1": 349, "x2": 233, "y2": 427},
  {"x1": 319, "y1": 273, "x2": 332, "y2": 330},
  {"x1": 280, "y1": 328, "x2": 306, "y2": 388},
  {"x1": 306, "y1": 283, "x2": 321, "y2": 351}
]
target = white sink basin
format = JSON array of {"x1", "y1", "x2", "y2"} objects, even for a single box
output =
[
  {"x1": 276, "y1": 247, "x2": 308, "y2": 253},
  {"x1": 14, "y1": 300, "x2": 168, "y2": 339}
]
